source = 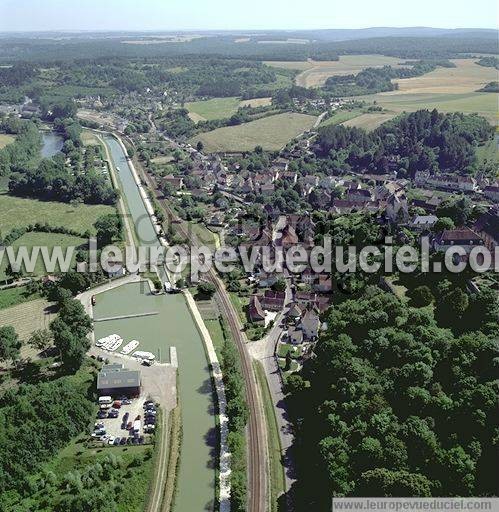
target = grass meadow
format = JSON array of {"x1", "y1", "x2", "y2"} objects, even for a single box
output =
[
  {"x1": 190, "y1": 112, "x2": 316, "y2": 152},
  {"x1": 0, "y1": 194, "x2": 115, "y2": 234}
]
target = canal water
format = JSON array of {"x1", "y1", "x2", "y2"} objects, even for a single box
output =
[
  {"x1": 93, "y1": 134, "x2": 217, "y2": 511},
  {"x1": 41, "y1": 131, "x2": 64, "y2": 157}
]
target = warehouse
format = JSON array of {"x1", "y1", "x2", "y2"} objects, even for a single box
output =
[{"x1": 97, "y1": 363, "x2": 141, "y2": 397}]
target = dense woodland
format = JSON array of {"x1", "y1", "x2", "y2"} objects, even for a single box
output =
[
  {"x1": 289, "y1": 285, "x2": 498, "y2": 506},
  {"x1": 317, "y1": 109, "x2": 494, "y2": 177},
  {"x1": 0, "y1": 32, "x2": 497, "y2": 62}
]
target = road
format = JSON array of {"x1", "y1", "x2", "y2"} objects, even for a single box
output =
[
  {"x1": 134, "y1": 150, "x2": 268, "y2": 512},
  {"x1": 249, "y1": 286, "x2": 297, "y2": 502}
]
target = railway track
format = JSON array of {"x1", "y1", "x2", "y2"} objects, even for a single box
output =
[{"x1": 136, "y1": 156, "x2": 268, "y2": 512}]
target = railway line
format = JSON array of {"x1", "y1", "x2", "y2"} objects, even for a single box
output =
[{"x1": 135, "y1": 151, "x2": 268, "y2": 512}]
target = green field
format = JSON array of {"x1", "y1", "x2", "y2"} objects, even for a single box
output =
[
  {"x1": 476, "y1": 136, "x2": 499, "y2": 167},
  {"x1": 186, "y1": 97, "x2": 241, "y2": 122},
  {"x1": 342, "y1": 112, "x2": 397, "y2": 131},
  {"x1": 0, "y1": 133, "x2": 15, "y2": 149},
  {"x1": 190, "y1": 112, "x2": 316, "y2": 152},
  {"x1": 362, "y1": 92, "x2": 498, "y2": 124},
  {"x1": 320, "y1": 109, "x2": 364, "y2": 127},
  {"x1": 0, "y1": 194, "x2": 115, "y2": 234},
  {"x1": 0, "y1": 285, "x2": 40, "y2": 310},
  {"x1": 0, "y1": 231, "x2": 86, "y2": 279}
]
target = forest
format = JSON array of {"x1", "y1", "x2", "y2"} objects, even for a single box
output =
[
  {"x1": 316, "y1": 109, "x2": 494, "y2": 177},
  {"x1": 0, "y1": 32, "x2": 496, "y2": 62},
  {"x1": 288, "y1": 285, "x2": 498, "y2": 506}
]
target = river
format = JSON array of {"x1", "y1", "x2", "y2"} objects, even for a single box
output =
[{"x1": 93, "y1": 134, "x2": 217, "y2": 511}]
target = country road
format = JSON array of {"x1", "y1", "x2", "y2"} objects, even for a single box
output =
[{"x1": 144, "y1": 407, "x2": 169, "y2": 512}]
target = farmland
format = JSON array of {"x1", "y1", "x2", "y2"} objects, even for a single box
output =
[
  {"x1": 186, "y1": 97, "x2": 241, "y2": 122},
  {"x1": 342, "y1": 112, "x2": 397, "y2": 130},
  {"x1": 361, "y1": 59, "x2": 498, "y2": 123},
  {"x1": 186, "y1": 96, "x2": 274, "y2": 122},
  {"x1": 0, "y1": 297, "x2": 55, "y2": 342},
  {"x1": 189, "y1": 112, "x2": 316, "y2": 152},
  {"x1": 0, "y1": 194, "x2": 115, "y2": 234},
  {"x1": 239, "y1": 97, "x2": 272, "y2": 108},
  {"x1": 320, "y1": 108, "x2": 364, "y2": 127},
  {"x1": 0, "y1": 133, "x2": 15, "y2": 149},
  {"x1": 265, "y1": 54, "x2": 407, "y2": 88}
]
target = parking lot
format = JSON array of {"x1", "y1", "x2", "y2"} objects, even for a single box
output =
[{"x1": 92, "y1": 394, "x2": 158, "y2": 446}]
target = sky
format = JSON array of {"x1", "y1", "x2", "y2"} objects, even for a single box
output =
[{"x1": 0, "y1": 0, "x2": 497, "y2": 32}]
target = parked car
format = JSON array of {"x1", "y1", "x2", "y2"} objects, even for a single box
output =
[
  {"x1": 122, "y1": 399, "x2": 132, "y2": 405},
  {"x1": 94, "y1": 421, "x2": 104, "y2": 429},
  {"x1": 145, "y1": 417, "x2": 156, "y2": 425},
  {"x1": 113, "y1": 437, "x2": 121, "y2": 446},
  {"x1": 126, "y1": 437, "x2": 133, "y2": 445},
  {"x1": 143, "y1": 401, "x2": 155, "y2": 409},
  {"x1": 108, "y1": 436, "x2": 115, "y2": 445},
  {"x1": 120, "y1": 437, "x2": 127, "y2": 445},
  {"x1": 145, "y1": 409, "x2": 156, "y2": 416},
  {"x1": 108, "y1": 409, "x2": 119, "y2": 418},
  {"x1": 113, "y1": 401, "x2": 122, "y2": 408},
  {"x1": 97, "y1": 410, "x2": 107, "y2": 419},
  {"x1": 138, "y1": 436, "x2": 144, "y2": 444}
]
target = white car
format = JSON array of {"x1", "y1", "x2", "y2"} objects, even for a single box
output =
[{"x1": 107, "y1": 436, "x2": 115, "y2": 445}]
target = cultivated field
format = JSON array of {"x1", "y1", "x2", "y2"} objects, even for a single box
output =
[
  {"x1": 342, "y1": 112, "x2": 397, "y2": 131},
  {"x1": 362, "y1": 59, "x2": 498, "y2": 123},
  {"x1": 186, "y1": 96, "x2": 273, "y2": 122},
  {"x1": 0, "y1": 298, "x2": 56, "y2": 342},
  {"x1": 394, "y1": 59, "x2": 497, "y2": 94},
  {"x1": 186, "y1": 97, "x2": 241, "y2": 122},
  {"x1": 0, "y1": 194, "x2": 115, "y2": 234},
  {"x1": 265, "y1": 54, "x2": 407, "y2": 88},
  {"x1": 320, "y1": 109, "x2": 364, "y2": 127},
  {"x1": 0, "y1": 133, "x2": 15, "y2": 149},
  {"x1": 189, "y1": 112, "x2": 316, "y2": 152},
  {"x1": 239, "y1": 97, "x2": 272, "y2": 108}
]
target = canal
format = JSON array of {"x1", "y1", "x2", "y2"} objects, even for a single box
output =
[{"x1": 93, "y1": 134, "x2": 217, "y2": 511}]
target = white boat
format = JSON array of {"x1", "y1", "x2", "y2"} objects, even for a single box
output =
[
  {"x1": 107, "y1": 337, "x2": 123, "y2": 351},
  {"x1": 133, "y1": 350, "x2": 155, "y2": 361},
  {"x1": 103, "y1": 334, "x2": 122, "y2": 351},
  {"x1": 121, "y1": 339, "x2": 139, "y2": 355}
]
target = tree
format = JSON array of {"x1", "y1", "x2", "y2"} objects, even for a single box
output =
[
  {"x1": 285, "y1": 374, "x2": 306, "y2": 394},
  {"x1": 271, "y1": 277, "x2": 286, "y2": 292},
  {"x1": 411, "y1": 285, "x2": 434, "y2": 307},
  {"x1": 0, "y1": 326, "x2": 21, "y2": 364},
  {"x1": 196, "y1": 140, "x2": 204, "y2": 152},
  {"x1": 28, "y1": 329, "x2": 53, "y2": 353},
  {"x1": 59, "y1": 272, "x2": 88, "y2": 295},
  {"x1": 197, "y1": 282, "x2": 216, "y2": 298},
  {"x1": 94, "y1": 214, "x2": 122, "y2": 247},
  {"x1": 433, "y1": 217, "x2": 455, "y2": 233}
]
